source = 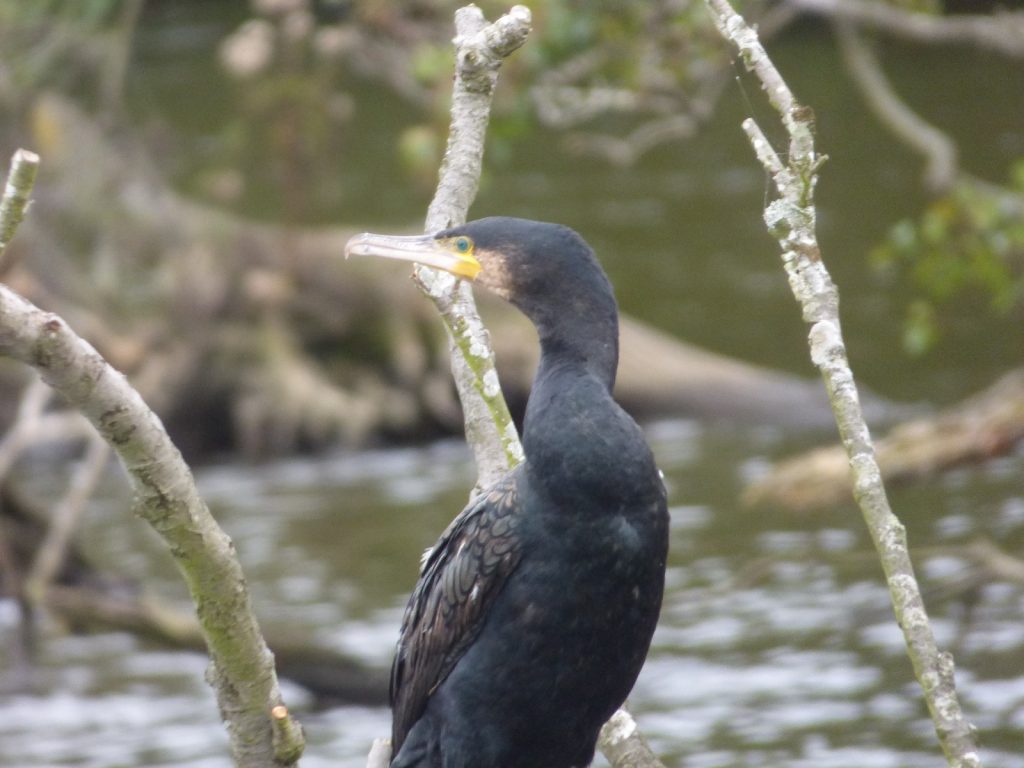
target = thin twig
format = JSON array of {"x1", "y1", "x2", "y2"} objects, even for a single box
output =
[
  {"x1": 0, "y1": 377, "x2": 50, "y2": 480},
  {"x1": 835, "y1": 21, "x2": 957, "y2": 193},
  {"x1": 704, "y1": 2, "x2": 982, "y2": 767},
  {"x1": 25, "y1": 430, "x2": 110, "y2": 600},
  {"x1": 787, "y1": 0, "x2": 1024, "y2": 58}
]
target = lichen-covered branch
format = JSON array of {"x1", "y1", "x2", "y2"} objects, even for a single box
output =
[
  {"x1": 373, "y1": 7, "x2": 665, "y2": 768},
  {"x1": 414, "y1": 4, "x2": 531, "y2": 492},
  {"x1": 0, "y1": 284, "x2": 304, "y2": 767},
  {"x1": 704, "y1": 2, "x2": 982, "y2": 766},
  {"x1": 598, "y1": 708, "x2": 667, "y2": 768},
  {"x1": 364, "y1": 9, "x2": 532, "y2": 763},
  {"x1": 0, "y1": 151, "x2": 303, "y2": 767}
]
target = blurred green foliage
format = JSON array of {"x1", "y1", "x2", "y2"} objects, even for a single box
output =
[
  {"x1": 203, "y1": 0, "x2": 752, "y2": 209},
  {"x1": 2, "y1": 0, "x2": 123, "y2": 25},
  {"x1": 873, "y1": 171, "x2": 1024, "y2": 353},
  {"x1": 0, "y1": 0, "x2": 137, "y2": 107},
  {"x1": 212, "y1": 1, "x2": 350, "y2": 220},
  {"x1": 4, "y1": 0, "x2": 1022, "y2": 357}
]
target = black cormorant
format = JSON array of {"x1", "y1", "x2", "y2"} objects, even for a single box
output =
[{"x1": 345, "y1": 217, "x2": 669, "y2": 768}]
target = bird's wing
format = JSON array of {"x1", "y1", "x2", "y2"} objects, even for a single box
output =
[{"x1": 390, "y1": 469, "x2": 524, "y2": 752}]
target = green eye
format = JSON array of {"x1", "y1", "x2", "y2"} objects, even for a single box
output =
[{"x1": 455, "y1": 236, "x2": 472, "y2": 253}]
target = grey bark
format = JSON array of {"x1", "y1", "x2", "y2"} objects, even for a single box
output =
[
  {"x1": 415, "y1": 4, "x2": 532, "y2": 494},
  {"x1": 0, "y1": 151, "x2": 304, "y2": 766},
  {"x1": 704, "y1": 2, "x2": 982, "y2": 766}
]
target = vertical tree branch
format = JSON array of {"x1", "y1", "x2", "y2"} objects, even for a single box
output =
[
  {"x1": 703, "y1": 2, "x2": 982, "y2": 766},
  {"x1": 414, "y1": 4, "x2": 531, "y2": 493},
  {"x1": 0, "y1": 150, "x2": 304, "y2": 767},
  {"x1": 785, "y1": 0, "x2": 1024, "y2": 58},
  {"x1": 366, "y1": 11, "x2": 532, "y2": 765}
]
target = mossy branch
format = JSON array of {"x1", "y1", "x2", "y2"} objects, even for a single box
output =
[
  {"x1": 413, "y1": 4, "x2": 531, "y2": 493},
  {"x1": 703, "y1": 2, "x2": 982, "y2": 766},
  {"x1": 0, "y1": 149, "x2": 303, "y2": 767}
]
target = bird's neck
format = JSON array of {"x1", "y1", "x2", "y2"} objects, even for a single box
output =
[
  {"x1": 520, "y1": 305, "x2": 622, "y2": 485},
  {"x1": 529, "y1": 295, "x2": 619, "y2": 394},
  {"x1": 515, "y1": 264, "x2": 625, "y2": 503}
]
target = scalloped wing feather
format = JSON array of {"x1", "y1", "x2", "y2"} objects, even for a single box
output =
[{"x1": 390, "y1": 471, "x2": 523, "y2": 752}]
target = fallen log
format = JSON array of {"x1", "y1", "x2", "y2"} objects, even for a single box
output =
[
  {"x1": 5, "y1": 93, "x2": 905, "y2": 462},
  {"x1": 743, "y1": 368, "x2": 1024, "y2": 511}
]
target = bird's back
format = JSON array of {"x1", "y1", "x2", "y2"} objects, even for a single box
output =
[{"x1": 390, "y1": 398, "x2": 668, "y2": 767}]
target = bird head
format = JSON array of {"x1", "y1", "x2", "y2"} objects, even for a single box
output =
[
  {"x1": 346, "y1": 216, "x2": 620, "y2": 383},
  {"x1": 345, "y1": 217, "x2": 605, "y2": 308}
]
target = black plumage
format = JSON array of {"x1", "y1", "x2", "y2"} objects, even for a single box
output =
[
  {"x1": 347, "y1": 217, "x2": 669, "y2": 768},
  {"x1": 390, "y1": 472, "x2": 523, "y2": 750}
]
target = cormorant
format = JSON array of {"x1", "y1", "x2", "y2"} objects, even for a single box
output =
[{"x1": 345, "y1": 217, "x2": 669, "y2": 768}]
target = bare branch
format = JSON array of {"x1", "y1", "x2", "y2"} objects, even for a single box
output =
[
  {"x1": 0, "y1": 377, "x2": 50, "y2": 479},
  {"x1": 25, "y1": 430, "x2": 110, "y2": 600},
  {"x1": 704, "y1": 2, "x2": 982, "y2": 767},
  {"x1": 835, "y1": 21, "x2": 957, "y2": 193},
  {"x1": 0, "y1": 282, "x2": 304, "y2": 767},
  {"x1": 744, "y1": 368, "x2": 1024, "y2": 511},
  {"x1": 365, "y1": 10, "x2": 531, "y2": 765},
  {"x1": 528, "y1": 3, "x2": 800, "y2": 167},
  {"x1": 370, "y1": 7, "x2": 667, "y2": 768},
  {"x1": 788, "y1": 0, "x2": 1024, "y2": 58},
  {"x1": 415, "y1": 4, "x2": 532, "y2": 493},
  {"x1": 0, "y1": 149, "x2": 303, "y2": 767}
]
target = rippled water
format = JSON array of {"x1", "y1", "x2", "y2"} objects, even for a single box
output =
[{"x1": 2, "y1": 418, "x2": 1022, "y2": 767}]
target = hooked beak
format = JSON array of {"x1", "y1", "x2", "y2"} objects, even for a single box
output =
[{"x1": 344, "y1": 232, "x2": 481, "y2": 280}]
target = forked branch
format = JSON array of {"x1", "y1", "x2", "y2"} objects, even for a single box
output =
[
  {"x1": 414, "y1": 4, "x2": 531, "y2": 493},
  {"x1": 703, "y1": 1, "x2": 982, "y2": 766}
]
